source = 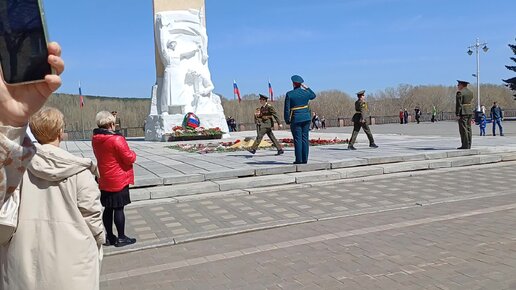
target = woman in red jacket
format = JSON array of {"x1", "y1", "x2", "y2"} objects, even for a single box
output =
[{"x1": 92, "y1": 111, "x2": 137, "y2": 247}]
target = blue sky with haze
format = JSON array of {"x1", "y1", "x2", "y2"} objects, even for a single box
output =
[{"x1": 44, "y1": 0, "x2": 515, "y2": 99}]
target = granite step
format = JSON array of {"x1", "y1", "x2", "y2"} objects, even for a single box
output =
[{"x1": 129, "y1": 150, "x2": 516, "y2": 202}]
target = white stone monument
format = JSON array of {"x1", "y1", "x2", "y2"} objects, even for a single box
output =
[{"x1": 145, "y1": 4, "x2": 229, "y2": 141}]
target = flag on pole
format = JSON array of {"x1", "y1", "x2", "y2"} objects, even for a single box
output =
[
  {"x1": 268, "y1": 80, "x2": 274, "y2": 102},
  {"x1": 79, "y1": 82, "x2": 84, "y2": 108},
  {"x1": 233, "y1": 80, "x2": 241, "y2": 103}
]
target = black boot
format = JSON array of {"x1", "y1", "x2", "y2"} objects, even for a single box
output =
[
  {"x1": 369, "y1": 143, "x2": 378, "y2": 148},
  {"x1": 348, "y1": 145, "x2": 356, "y2": 150},
  {"x1": 103, "y1": 235, "x2": 118, "y2": 247},
  {"x1": 115, "y1": 236, "x2": 136, "y2": 247},
  {"x1": 247, "y1": 148, "x2": 256, "y2": 154},
  {"x1": 276, "y1": 149, "x2": 284, "y2": 156}
]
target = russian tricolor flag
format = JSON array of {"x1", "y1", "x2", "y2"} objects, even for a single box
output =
[
  {"x1": 79, "y1": 82, "x2": 84, "y2": 108},
  {"x1": 268, "y1": 80, "x2": 274, "y2": 102},
  {"x1": 233, "y1": 80, "x2": 241, "y2": 103}
]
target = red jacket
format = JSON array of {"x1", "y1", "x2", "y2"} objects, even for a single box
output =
[{"x1": 92, "y1": 129, "x2": 136, "y2": 192}]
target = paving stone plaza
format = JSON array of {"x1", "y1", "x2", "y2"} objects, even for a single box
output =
[{"x1": 63, "y1": 121, "x2": 516, "y2": 289}]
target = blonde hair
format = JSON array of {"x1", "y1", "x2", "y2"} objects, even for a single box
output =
[
  {"x1": 95, "y1": 111, "x2": 116, "y2": 128},
  {"x1": 29, "y1": 107, "x2": 64, "y2": 144}
]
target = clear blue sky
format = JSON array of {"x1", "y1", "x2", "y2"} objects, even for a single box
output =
[{"x1": 44, "y1": 0, "x2": 515, "y2": 99}]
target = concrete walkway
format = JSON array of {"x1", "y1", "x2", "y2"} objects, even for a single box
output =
[{"x1": 59, "y1": 121, "x2": 516, "y2": 255}]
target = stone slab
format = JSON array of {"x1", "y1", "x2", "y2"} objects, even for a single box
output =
[
  {"x1": 478, "y1": 154, "x2": 502, "y2": 164},
  {"x1": 335, "y1": 166, "x2": 384, "y2": 179},
  {"x1": 130, "y1": 188, "x2": 151, "y2": 201},
  {"x1": 400, "y1": 154, "x2": 426, "y2": 161},
  {"x1": 203, "y1": 168, "x2": 255, "y2": 180},
  {"x1": 214, "y1": 175, "x2": 296, "y2": 191},
  {"x1": 381, "y1": 161, "x2": 430, "y2": 174},
  {"x1": 132, "y1": 176, "x2": 163, "y2": 187},
  {"x1": 362, "y1": 156, "x2": 403, "y2": 165},
  {"x1": 295, "y1": 162, "x2": 330, "y2": 172},
  {"x1": 424, "y1": 152, "x2": 449, "y2": 160},
  {"x1": 255, "y1": 165, "x2": 296, "y2": 176},
  {"x1": 287, "y1": 170, "x2": 342, "y2": 184},
  {"x1": 150, "y1": 181, "x2": 220, "y2": 199},
  {"x1": 501, "y1": 153, "x2": 516, "y2": 161},
  {"x1": 162, "y1": 174, "x2": 205, "y2": 185},
  {"x1": 428, "y1": 159, "x2": 452, "y2": 169},
  {"x1": 449, "y1": 156, "x2": 481, "y2": 167},
  {"x1": 330, "y1": 158, "x2": 368, "y2": 169},
  {"x1": 446, "y1": 149, "x2": 480, "y2": 158}
]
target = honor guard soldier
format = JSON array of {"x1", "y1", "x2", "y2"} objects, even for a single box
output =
[
  {"x1": 284, "y1": 75, "x2": 316, "y2": 164},
  {"x1": 455, "y1": 80, "x2": 474, "y2": 149},
  {"x1": 248, "y1": 94, "x2": 284, "y2": 155},
  {"x1": 348, "y1": 90, "x2": 378, "y2": 150}
]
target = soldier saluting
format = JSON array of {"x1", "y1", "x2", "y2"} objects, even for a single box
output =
[
  {"x1": 455, "y1": 80, "x2": 474, "y2": 149},
  {"x1": 348, "y1": 90, "x2": 378, "y2": 150},
  {"x1": 248, "y1": 94, "x2": 284, "y2": 155}
]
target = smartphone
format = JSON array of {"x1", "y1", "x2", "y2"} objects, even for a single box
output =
[{"x1": 0, "y1": 0, "x2": 53, "y2": 85}]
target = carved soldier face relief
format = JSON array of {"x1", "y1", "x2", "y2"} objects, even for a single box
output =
[{"x1": 167, "y1": 41, "x2": 177, "y2": 51}]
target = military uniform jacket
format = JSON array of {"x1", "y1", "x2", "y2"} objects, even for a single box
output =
[
  {"x1": 455, "y1": 88, "x2": 474, "y2": 116},
  {"x1": 255, "y1": 103, "x2": 280, "y2": 129},
  {"x1": 284, "y1": 87, "x2": 316, "y2": 124},
  {"x1": 352, "y1": 99, "x2": 368, "y2": 123}
]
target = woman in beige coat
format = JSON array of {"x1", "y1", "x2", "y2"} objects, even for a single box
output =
[{"x1": 0, "y1": 107, "x2": 105, "y2": 290}]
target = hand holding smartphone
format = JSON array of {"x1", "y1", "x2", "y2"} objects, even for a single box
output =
[
  {"x1": 0, "y1": 0, "x2": 64, "y2": 127},
  {"x1": 0, "y1": 0, "x2": 53, "y2": 85}
]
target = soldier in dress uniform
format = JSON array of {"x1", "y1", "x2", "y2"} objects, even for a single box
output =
[
  {"x1": 455, "y1": 80, "x2": 474, "y2": 149},
  {"x1": 348, "y1": 90, "x2": 378, "y2": 150},
  {"x1": 248, "y1": 94, "x2": 284, "y2": 155},
  {"x1": 284, "y1": 75, "x2": 316, "y2": 164}
]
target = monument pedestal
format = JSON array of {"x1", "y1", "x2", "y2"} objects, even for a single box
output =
[{"x1": 145, "y1": 113, "x2": 230, "y2": 141}]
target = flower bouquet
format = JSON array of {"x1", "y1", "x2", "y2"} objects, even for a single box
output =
[
  {"x1": 168, "y1": 137, "x2": 349, "y2": 154},
  {"x1": 166, "y1": 126, "x2": 224, "y2": 142}
]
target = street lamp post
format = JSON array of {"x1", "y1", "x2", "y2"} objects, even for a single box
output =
[{"x1": 467, "y1": 38, "x2": 489, "y2": 111}]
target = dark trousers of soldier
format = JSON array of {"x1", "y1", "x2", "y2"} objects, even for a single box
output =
[
  {"x1": 290, "y1": 120, "x2": 310, "y2": 164},
  {"x1": 349, "y1": 121, "x2": 375, "y2": 146},
  {"x1": 250, "y1": 125, "x2": 282, "y2": 151},
  {"x1": 458, "y1": 115, "x2": 472, "y2": 149}
]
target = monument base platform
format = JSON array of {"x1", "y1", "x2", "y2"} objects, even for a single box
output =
[{"x1": 145, "y1": 113, "x2": 230, "y2": 141}]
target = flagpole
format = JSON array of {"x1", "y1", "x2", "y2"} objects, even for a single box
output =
[
  {"x1": 268, "y1": 78, "x2": 271, "y2": 101},
  {"x1": 79, "y1": 81, "x2": 85, "y2": 140},
  {"x1": 268, "y1": 78, "x2": 273, "y2": 102},
  {"x1": 81, "y1": 109, "x2": 85, "y2": 140}
]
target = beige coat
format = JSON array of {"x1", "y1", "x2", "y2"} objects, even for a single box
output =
[{"x1": 0, "y1": 143, "x2": 104, "y2": 290}]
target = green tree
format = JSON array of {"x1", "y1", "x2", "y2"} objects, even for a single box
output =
[{"x1": 503, "y1": 38, "x2": 516, "y2": 99}]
